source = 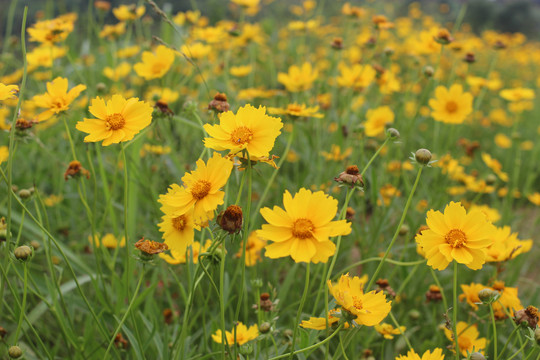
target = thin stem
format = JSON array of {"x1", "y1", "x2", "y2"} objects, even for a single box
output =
[
  {"x1": 289, "y1": 262, "x2": 310, "y2": 360},
  {"x1": 429, "y1": 268, "x2": 449, "y2": 312},
  {"x1": 62, "y1": 116, "x2": 78, "y2": 161},
  {"x1": 498, "y1": 324, "x2": 520, "y2": 359},
  {"x1": 103, "y1": 265, "x2": 146, "y2": 358},
  {"x1": 388, "y1": 311, "x2": 413, "y2": 351},
  {"x1": 452, "y1": 261, "x2": 459, "y2": 360},
  {"x1": 219, "y1": 240, "x2": 228, "y2": 360},
  {"x1": 121, "y1": 143, "x2": 131, "y2": 300},
  {"x1": 506, "y1": 341, "x2": 529, "y2": 360},
  {"x1": 13, "y1": 263, "x2": 28, "y2": 343},
  {"x1": 269, "y1": 323, "x2": 343, "y2": 360},
  {"x1": 361, "y1": 137, "x2": 391, "y2": 177},
  {"x1": 366, "y1": 166, "x2": 423, "y2": 291},
  {"x1": 490, "y1": 304, "x2": 498, "y2": 360}
]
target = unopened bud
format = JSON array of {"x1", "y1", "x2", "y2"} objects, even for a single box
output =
[
  {"x1": 239, "y1": 343, "x2": 253, "y2": 355},
  {"x1": 423, "y1": 66, "x2": 434, "y2": 77},
  {"x1": 414, "y1": 149, "x2": 432, "y2": 165},
  {"x1": 478, "y1": 288, "x2": 499, "y2": 304},
  {"x1": 387, "y1": 128, "x2": 400, "y2": 139},
  {"x1": 470, "y1": 352, "x2": 486, "y2": 360},
  {"x1": 18, "y1": 189, "x2": 32, "y2": 199},
  {"x1": 534, "y1": 327, "x2": 540, "y2": 345},
  {"x1": 8, "y1": 346, "x2": 23, "y2": 359},
  {"x1": 14, "y1": 245, "x2": 32, "y2": 261},
  {"x1": 259, "y1": 322, "x2": 271, "y2": 334}
]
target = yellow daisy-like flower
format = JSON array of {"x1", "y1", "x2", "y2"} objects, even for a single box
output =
[
  {"x1": 75, "y1": 95, "x2": 153, "y2": 146},
  {"x1": 27, "y1": 17, "x2": 75, "y2": 44},
  {"x1": 300, "y1": 309, "x2": 348, "y2": 330},
  {"x1": 277, "y1": 62, "x2": 318, "y2": 92},
  {"x1": 159, "y1": 153, "x2": 233, "y2": 224},
  {"x1": 481, "y1": 153, "x2": 508, "y2": 182},
  {"x1": 491, "y1": 281, "x2": 523, "y2": 318},
  {"x1": 336, "y1": 63, "x2": 376, "y2": 91},
  {"x1": 158, "y1": 205, "x2": 198, "y2": 255},
  {"x1": 444, "y1": 322, "x2": 486, "y2": 356},
  {"x1": 499, "y1": 87, "x2": 535, "y2": 102},
  {"x1": 211, "y1": 322, "x2": 258, "y2": 345},
  {"x1": 89, "y1": 233, "x2": 126, "y2": 249},
  {"x1": 134, "y1": 45, "x2": 175, "y2": 80},
  {"x1": 0, "y1": 83, "x2": 19, "y2": 101},
  {"x1": 364, "y1": 106, "x2": 395, "y2": 137},
  {"x1": 113, "y1": 4, "x2": 145, "y2": 21},
  {"x1": 235, "y1": 232, "x2": 267, "y2": 266},
  {"x1": 485, "y1": 226, "x2": 532, "y2": 262},
  {"x1": 459, "y1": 282, "x2": 484, "y2": 310},
  {"x1": 203, "y1": 104, "x2": 283, "y2": 158},
  {"x1": 415, "y1": 201, "x2": 496, "y2": 271},
  {"x1": 429, "y1": 84, "x2": 473, "y2": 124},
  {"x1": 31, "y1": 77, "x2": 86, "y2": 121},
  {"x1": 257, "y1": 188, "x2": 351, "y2": 263},
  {"x1": 528, "y1": 192, "x2": 540, "y2": 206},
  {"x1": 26, "y1": 45, "x2": 67, "y2": 71},
  {"x1": 395, "y1": 348, "x2": 445, "y2": 360},
  {"x1": 375, "y1": 323, "x2": 406, "y2": 340},
  {"x1": 103, "y1": 62, "x2": 131, "y2": 81},
  {"x1": 267, "y1": 103, "x2": 323, "y2": 118},
  {"x1": 328, "y1": 273, "x2": 391, "y2": 326},
  {"x1": 0, "y1": 146, "x2": 8, "y2": 164}
]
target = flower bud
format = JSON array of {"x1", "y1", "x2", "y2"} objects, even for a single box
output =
[
  {"x1": 259, "y1": 322, "x2": 271, "y2": 334},
  {"x1": 478, "y1": 288, "x2": 499, "y2": 304},
  {"x1": 96, "y1": 82, "x2": 107, "y2": 93},
  {"x1": 14, "y1": 245, "x2": 32, "y2": 261},
  {"x1": 8, "y1": 346, "x2": 23, "y2": 359},
  {"x1": 260, "y1": 292, "x2": 273, "y2": 312},
  {"x1": 423, "y1": 65, "x2": 434, "y2": 77},
  {"x1": 18, "y1": 189, "x2": 32, "y2": 199},
  {"x1": 470, "y1": 352, "x2": 486, "y2": 360},
  {"x1": 0, "y1": 326, "x2": 6, "y2": 340},
  {"x1": 0, "y1": 229, "x2": 7, "y2": 242},
  {"x1": 387, "y1": 127, "x2": 400, "y2": 139},
  {"x1": 409, "y1": 309, "x2": 420, "y2": 321},
  {"x1": 414, "y1": 149, "x2": 432, "y2": 165},
  {"x1": 398, "y1": 224, "x2": 409, "y2": 236},
  {"x1": 239, "y1": 343, "x2": 253, "y2": 355},
  {"x1": 485, "y1": 174, "x2": 497, "y2": 185},
  {"x1": 30, "y1": 240, "x2": 40, "y2": 250},
  {"x1": 463, "y1": 52, "x2": 476, "y2": 63},
  {"x1": 334, "y1": 165, "x2": 364, "y2": 187},
  {"x1": 217, "y1": 205, "x2": 243, "y2": 234}
]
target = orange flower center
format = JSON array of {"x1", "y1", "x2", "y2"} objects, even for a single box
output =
[
  {"x1": 445, "y1": 101, "x2": 458, "y2": 113},
  {"x1": 352, "y1": 296, "x2": 364, "y2": 310},
  {"x1": 51, "y1": 98, "x2": 66, "y2": 110},
  {"x1": 492, "y1": 281, "x2": 505, "y2": 291},
  {"x1": 287, "y1": 104, "x2": 302, "y2": 114},
  {"x1": 172, "y1": 215, "x2": 187, "y2": 231},
  {"x1": 106, "y1": 113, "x2": 126, "y2": 130},
  {"x1": 152, "y1": 62, "x2": 163, "y2": 75},
  {"x1": 445, "y1": 229, "x2": 467, "y2": 248},
  {"x1": 292, "y1": 218, "x2": 314, "y2": 239},
  {"x1": 191, "y1": 180, "x2": 211, "y2": 200},
  {"x1": 458, "y1": 336, "x2": 471, "y2": 352},
  {"x1": 230, "y1": 126, "x2": 253, "y2": 145}
]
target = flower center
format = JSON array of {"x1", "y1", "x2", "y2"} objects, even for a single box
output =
[
  {"x1": 446, "y1": 101, "x2": 458, "y2": 113},
  {"x1": 191, "y1": 180, "x2": 211, "y2": 200},
  {"x1": 287, "y1": 104, "x2": 302, "y2": 114},
  {"x1": 230, "y1": 126, "x2": 253, "y2": 145},
  {"x1": 352, "y1": 296, "x2": 364, "y2": 311},
  {"x1": 172, "y1": 215, "x2": 187, "y2": 231},
  {"x1": 292, "y1": 218, "x2": 314, "y2": 239},
  {"x1": 458, "y1": 336, "x2": 471, "y2": 352},
  {"x1": 445, "y1": 229, "x2": 467, "y2": 248},
  {"x1": 106, "y1": 113, "x2": 126, "y2": 130},
  {"x1": 152, "y1": 62, "x2": 163, "y2": 75}
]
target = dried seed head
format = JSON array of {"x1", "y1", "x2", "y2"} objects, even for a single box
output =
[
  {"x1": 514, "y1": 306, "x2": 539, "y2": 328},
  {"x1": 208, "y1": 92, "x2": 230, "y2": 113},
  {"x1": 217, "y1": 205, "x2": 243, "y2": 234}
]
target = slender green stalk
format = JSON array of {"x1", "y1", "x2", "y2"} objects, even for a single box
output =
[
  {"x1": 219, "y1": 239, "x2": 229, "y2": 360},
  {"x1": 506, "y1": 341, "x2": 529, "y2": 360},
  {"x1": 452, "y1": 262, "x2": 459, "y2": 360},
  {"x1": 121, "y1": 143, "x2": 131, "y2": 300},
  {"x1": 336, "y1": 258, "x2": 426, "y2": 278},
  {"x1": 498, "y1": 325, "x2": 520, "y2": 359},
  {"x1": 361, "y1": 137, "x2": 391, "y2": 177},
  {"x1": 490, "y1": 304, "x2": 498, "y2": 360},
  {"x1": 365, "y1": 166, "x2": 423, "y2": 291},
  {"x1": 62, "y1": 115, "x2": 78, "y2": 161},
  {"x1": 429, "y1": 268, "x2": 449, "y2": 312},
  {"x1": 103, "y1": 265, "x2": 146, "y2": 358},
  {"x1": 339, "y1": 332, "x2": 350, "y2": 360},
  {"x1": 289, "y1": 262, "x2": 310, "y2": 360},
  {"x1": 388, "y1": 311, "x2": 413, "y2": 351},
  {"x1": 269, "y1": 323, "x2": 343, "y2": 360},
  {"x1": 13, "y1": 263, "x2": 28, "y2": 343}
]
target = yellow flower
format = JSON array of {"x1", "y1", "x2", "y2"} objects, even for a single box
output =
[
  {"x1": 277, "y1": 62, "x2": 318, "y2": 92},
  {"x1": 459, "y1": 282, "x2": 484, "y2": 310},
  {"x1": 267, "y1": 103, "x2": 323, "y2": 118},
  {"x1": 158, "y1": 153, "x2": 233, "y2": 224},
  {"x1": 134, "y1": 45, "x2": 175, "y2": 80},
  {"x1": 320, "y1": 145, "x2": 353, "y2": 161},
  {"x1": 395, "y1": 349, "x2": 445, "y2": 360},
  {"x1": 158, "y1": 185, "x2": 199, "y2": 254},
  {"x1": 444, "y1": 322, "x2": 486, "y2": 356},
  {"x1": 300, "y1": 310, "x2": 348, "y2": 330},
  {"x1": 494, "y1": 133, "x2": 511, "y2": 149},
  {"x1": 113, "y1": 4, "x2": 145, "y2": 21},
  {"x1": 481, "y1": 153, "x2": 508, "y2": 182},
  {"x1": 99, "y1": 22, "x2": 126, "y2": 39},
  {"x1": 43, "y1": 194, "x2": 63, "y2": 207},
  {"x1": 116, "y1": 45, "x2": 140, "y2": 58},
  {"x1": 365, "y1": 106, "x2": 394, "y2": 137},
  {"x1": 32, "y1": 77, "x2": 86, "y2": 121},
  {"x1": 468, "y1": 204, "x2": 501, "y2": 223},
  {"x1": 181, "y1": 42, "x2": 212, "y2": 60},
  {"x1": 27, "y1": 17, "x2": 75, "y2": 44},
  {"x1": 103, "y1": 62, "x2": 131, "y2": 81},
  {"x1": 485, "y1": 226, "x2": 532, "y2": 262},
  {"x1": 203, "y1": 104, "x2": 283, "y2": 158},
  {"x1": 0, "y1": 146, "x2": 8, "y2": 164},
  {"x1": 336, "y1": 63, "x2": 376, "y2": 90},
  {"x1": 211, "y1": 322, "x2": 258, "y2": 345},
  {"x1": 429, "y1": 84, "x2": 473, "y2": 124},
  {"x1": 491, "y1": 281, "x2": 523, "y2": 318},
  {"x1": 89, "y1": 234, "x2": 126, "y2": 249},
  {"x1": 76, "y1": 95, "x2": 152, "y2": 146},
  {"x1": 231, "y1": 0, "x2": 260, "y2": 7},
  {"x1": 26, "y1": 45, "x2": 67, "y2": 71},
  {"x1": 145, "y1": 87, "x2": 179, "y2": 104},
  {"x1": 0, "y1": 83, "x2": 19, "y2": 101},
  {"x1": 375, "y1": 323, "x2": 406, "y2": 339},
  {"x1": 159, "y1": 240, "x2": 212, "y2": 265},
  {"x1": 235, "y1": 232, "x2": 267, "y2": 266},
  {"x1": 378, "y1": 184, "x2": 401, "y2": 206},
  {"x1": 416, "y1": 202, "x2": 495, "y2": 271},
  {"x1": 499, "y1": 87, "x2": 535, "y2": 102},
  {"x1": 258, "y1": 188, "x2": 351, "y2": 263},
  {"x1": 230, "y1": 65, "x2": 252, "y2": 77},
  {"x1": 528, "y1": 192, "x2": 540, "y2": 206},
  {"x1": 328, "y1": 273, "x2": 391, "y2": 326}
]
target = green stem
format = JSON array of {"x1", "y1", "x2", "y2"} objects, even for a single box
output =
[
  {"x1": 498, "y1": 323, "x2": 520, "y2": 359},
  {"x1": 452, "y1": 261, "x2": 459, "y2": 360},
  {"x1": 13, "y1": 263, "x2": 28, "y2": 343},
  {"x1": 388, "y1": 311, "x2": 413, "y2": 351},
  {"x1": 506, "y1": 341, "x2": 529, "y2": 360},
  {"x1": 429, "y1": 268, "x2": 449, "y2": 312},
  {"x1": 490, "y1": 304, "x2": 498, "y2": 360},
  {"x1": 366, "y1": 166, "x2": 423, "y2": 291},
  {"x1": 361, "y1": 137, "x2": 391, "y2": 177},
  {"x1": 103, "y1": 265, "x2": 146, "y2": 358},
  {"x1": 121, "y1": 143, "x2": 131, "y2": 300},
  {"x1": 62, "y1": 115, "x2": 78, "y2": 161},
  {"x1": 289, "y1": 262, "x2": 310, "y2": 360},
  {"x1": 269, "y1": 323, "x2": 343, "y2": 360}
]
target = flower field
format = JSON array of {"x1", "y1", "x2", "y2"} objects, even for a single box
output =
[{"x1": 1, "y1": 0, "x2": 539, "y2": 359}]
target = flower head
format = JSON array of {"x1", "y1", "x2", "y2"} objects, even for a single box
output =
[
  {"x1": 89, "y1": 234, "x2": 126, "y2": 249},
  {"x1": 328, "y1": 273, "x2": 391, "y2": 326},
  {"x1": 235, "y1": 232, "x2": 267, "y2": 266},
  {"x1": 337, "y1": 63, "x2": 376, "y2": 90},
  {"x1": 76, "y1": 95, "x2": 152, "y2": 146},
  {"x1": 395, "y1": 348, "x2": 445, "y2": 360},
  {"x1": 211, "y1": 322, "x2": 258, "y2": 345},
  {"x1": 203, "y1": 105, "x2": 283, "y2": 158},
  {"x1": 32, "y1": 77, "x2": 86, "y2": 121},
  {"x1": 277, "y1": 62, "x2": 318, "y2": 92},
  {"x1": 444, "y1": 322, "x2": 486, "y2": 356},
  {"x1": 134, "y1": 45, "x2": 175, "y2": 80},
  {"x1": 365, "y1": 106, "x2": 394, "y2": 137},
  {"x1": 0, "y1": 83, "x2": 19, "y2": 101},
  {"x1": 375, "y1": 323, "x2": 406, "y2": 340},
  {"x1": 113, "y1": 4, "x2": 145, "y2": 21},
  {"x1": 416, "y1": 202, "x2": 496, "y2": 270},
  {"x1": 257, "y1": 188, "x2": 351, "y2": 263},
  {"x1": 429, "y1": 84, "x2": 473, "y2": 124},
  {"x1": 158, "y1": 153, "x2": 233, "y2": 224}
]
